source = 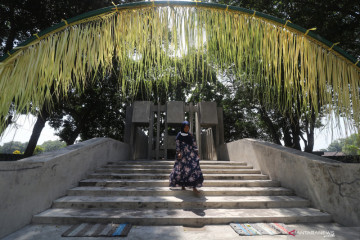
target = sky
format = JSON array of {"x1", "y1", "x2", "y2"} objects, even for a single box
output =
[
  {"x1": 0, "y1": 115, "x2": 58, "y2": 146},
  {"x1": 0, "y1": 114, "x2": 354, "y2": 151}
]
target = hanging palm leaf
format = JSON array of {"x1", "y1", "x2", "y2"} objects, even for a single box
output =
[{"x1": 0, "y1": 1, "x2": 359, "y2": 134}]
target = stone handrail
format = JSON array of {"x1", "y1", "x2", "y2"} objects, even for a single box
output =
[
  {"x1": 0, "y1": 138, "x2": 130, "y2": 238},
  {"x1": 219, "y1": 138, "x2": 360, "y2": 226}
]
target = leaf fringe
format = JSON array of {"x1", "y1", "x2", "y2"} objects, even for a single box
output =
[{"x1": 0, "y1": 6, "x2": 359, "y2": 134}]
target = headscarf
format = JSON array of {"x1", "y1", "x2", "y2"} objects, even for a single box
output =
[{"x1": 176, "y1": 121, "x2": 193, "y2": 146}]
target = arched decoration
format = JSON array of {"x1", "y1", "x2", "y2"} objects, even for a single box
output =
[{"x1": 0, "y1": 1, "x2": 359, "y2": 134}]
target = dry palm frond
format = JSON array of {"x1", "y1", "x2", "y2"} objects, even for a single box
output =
[{"x1": 0, "y1": 3, "x2": 359, "y2": 134}]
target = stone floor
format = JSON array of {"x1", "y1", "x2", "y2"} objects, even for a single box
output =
[{"x1": 2, "y1": 223, "x2": 359, "y2": 240}]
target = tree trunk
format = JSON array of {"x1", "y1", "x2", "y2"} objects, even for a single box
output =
[
  {"x1": 282, "y1": 125, "x2": 293, "y2": 147},
  {"x1": 258, "y1": 108, "x2": 282, "y2": 145},
  {"x1": 24, "y1": 109, "x2": 49, "y2": 157},
  {"x1": 62, "y1": 113, "x2": 89, "y2": 146},
  {"x1": 281, "y1": 117, "x2": 293, "y2": 147},
  {"x1": 64, "y1": 128, "x2": 81, "y2": 146},
  {"x1": 304, "y1": 112, "x2": 316, "y2": 153},
  {"x1": 290, "y1": 121, "x2": 302, "y2": 150}
]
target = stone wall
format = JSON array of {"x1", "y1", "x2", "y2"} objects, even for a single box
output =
[
  {"x1": 0, "y1": 138, "x2": 130, "y2": 239},
  {"x1": 219, "y1": 139, "x2": 360, "y2": 226}
]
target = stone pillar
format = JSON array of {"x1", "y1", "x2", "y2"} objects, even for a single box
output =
[
  {"x1": 164, "y1": 121, "x2": 168, "y2": 160},
  {"x1": 148, "y1": 103, "x2": 154, "y2": 160},
  {"x1": 166, "y1": 101, "x2": 185, "y2": 124},
  {"x1": 156, "y1": 104, "x2": 161, "y2": 160},
  {"x1": 217, "y1": 107, "x2": 225, "y2": 145},
  {"x1": 199, "y1": 102, "x2": 218, "y2": 160},
  {"x1": 124, "y1": 106, "x2": 133, "y2": 144},
  {"x1": 166, "y1": 101, "x2": 185, "y2": 160},
  {"x1": 131, "y1": 101, "x2": 151, "y2": 160},
  {"x1": 189, "y1": 103, "x2": 194, "y2": 134},
  {"x1": 195, "y1": 111, "x2": 201, "y2": 158}
]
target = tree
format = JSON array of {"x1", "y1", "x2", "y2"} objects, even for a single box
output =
[
  {"x1": 1, "y1": 0, "x2": 143, "y2": 55},
  {"x1": 48, "y1": 71, "x2": 130, "y2": 145},
  {"x1": 23, "y1": 107, "x2": 50, "y2": 157},
  {"x1": 41, "y1": 140, "x2": 66, "y2": 152},
  {"x1": 325, "y1": 139, "x2": 346, "y2": 152},
  {"x1": 206, "y1": 0, "x2": 360, "y2": 152},
  {"x1": 2, "y1": 1, "x2": 359, "y2": 153},
  {"x1": 324, "y1": 134, "x2": 360, "y2": 155},
  {"x1": 342, "y1": 134, "x2": 360, "y2": 155},
  {"x1": 0, "y1": 141, "x2": 27, "y2": 154},
  {"x1": 0, "y1": 140, "x2": 65, "y2": 155},
  {"x1": 210, "y1": 0, "x2": 359, "y2": 56},
  {"x1": 1, "y1": 0, "x2": 144, "y2": 155}
]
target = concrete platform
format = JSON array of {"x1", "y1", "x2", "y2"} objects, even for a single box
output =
[
  {"x1": 67, "y1": 186, "x2": 294, "y2": 196},
  {"x1": 52, "y1": 195, "x2": 309, "y2": 209},
  {"x1": 95, "y1": 168, "x2": 262, "y2": 174},
  {"x1": 2, "y1": 223, "x2": 359, "y2": 240},
  {"x1": 101, "y1": 164, "x2": 255, "y2": 169},
  {"x1": 88, "y1": 173, "x2": 270, "y2": 180},
  {"x1": 78, "y1": 179, "x2": 281, "y2": 187},
  {"x1": 32, "y1": 208, "x2": 331, "y2": 225},
  {"x1": 107, "y1": 161, "x2": 248, "y2": 165}
]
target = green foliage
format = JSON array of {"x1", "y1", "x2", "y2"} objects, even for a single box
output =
[
  {"x1": 0, "y1": 140, "x2": 65, "y2": 154},
  {"x1": 47, "y1": 53, "x2": 214, "y2": 145},
  {"x1": 1, "y1": 0, "x2": 359, "y2": 153},
  {"x1": 342, "y1": 134, "x2": 360, "y2": 155},
  {"x1": 41, "y1": 140, "x2": 66, "y2": 152},
  {"x1": 1, "y1": 1, "x2": 359, "y2": 136},
  {"x1": 326, "y1": 139, "x2": 346, "y2": 152},
  {"x1": 0, "y1": 0, "x2": 144, "y2": 135},
  {"x1": 48, "y1": 70, "x2": 131, "y2": 145},
  {"x1": 33, "y1": 145, "x2": 44, "y2": 155},
  {"x1": 325, "y1": 134, "x2": 360, "y2": 155},
  {"x1": 0, "y1": 141, "x2": 27, "y2": 154},
  {"x1": 209, "y1": 0, "x2": 360, "y2": 57},
  {"x1": 0, "y1": 0, "x2": 143, "y2": 55},
  {"x1": 188, "y1": 76, "x2": 270, "y2": 142}
]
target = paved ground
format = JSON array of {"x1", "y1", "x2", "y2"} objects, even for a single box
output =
[{"x1": 2, "y1": 223, "x2": 359, "y2": 240}]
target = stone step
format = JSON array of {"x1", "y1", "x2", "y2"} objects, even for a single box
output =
[
  {"x1": 101, "y1": 164, "x2": 254, "y2": 169},
  {"x1": 52, "y1": 195, "x2": 310, "y2": 209},
  {"x1": 107, "y1": 161, "x2": 248, "y2": 166},
  {"x1": 79, "y1": 179, "x2": 280, "y2": 187},
  {"x1": 88, "y1": 173, "x2": 269, "y2": 180},
  {"x1": 33, "y1": 208, "x2": 332, "y2": 225},
  {"x1": 67, "y1": 186, "x2": 294, "y2": 196},
  {"x1": 95, "y1": 168, "x2": 262, "y2": 174}
]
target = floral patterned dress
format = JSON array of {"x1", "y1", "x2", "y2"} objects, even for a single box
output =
[{"x1": 169, "y1": 134, "x2": 204, "y2": 188}]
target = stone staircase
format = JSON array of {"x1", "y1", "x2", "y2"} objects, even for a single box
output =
[{"x1": 33, "y1": 160, "x2": 332, "y2": 226}]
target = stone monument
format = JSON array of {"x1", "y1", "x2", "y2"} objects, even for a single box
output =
[{"x1": 124, "y1": 101, "x2": 224, "y2": 160}]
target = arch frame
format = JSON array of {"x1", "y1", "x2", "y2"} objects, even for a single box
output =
[{"x1": 0, "y1": 0, "x2": 359, "y2": 70}]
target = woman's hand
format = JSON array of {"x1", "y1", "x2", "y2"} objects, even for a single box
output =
[{"x1": 177, "y1": 153, "x2": 182, "y2": 159}]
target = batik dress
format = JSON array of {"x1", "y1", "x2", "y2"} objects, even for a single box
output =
[{"x1": 169, "y1": 134, "x2": 204, "y2": 187}]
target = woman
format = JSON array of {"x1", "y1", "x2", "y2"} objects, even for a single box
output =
[{"x1": 169, "y1": 121, "x2": 204, "y2": 193}]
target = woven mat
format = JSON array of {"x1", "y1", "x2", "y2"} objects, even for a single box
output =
[
  {"x1": 230, "y1": 223, "x2": 294, "y2": 236},
  {"x1": 62, "y1": 223, "x2": 132, "y2": 237}
]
